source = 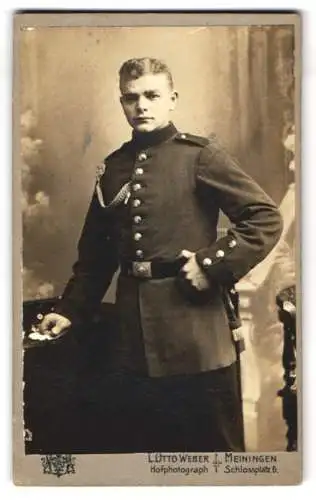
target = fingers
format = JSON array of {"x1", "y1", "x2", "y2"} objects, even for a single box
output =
[
  {"x1": 180, "y1": 249, "x2": 194, "y2": 259},
  {"x1": 51, "y1": 324, "x2": 62, "y2": 336},
  {"x1": 178, "y1": 251, "x2": 210, "y2": 291},
  {"x1": 50, "y1": 317, "x2": 71, "y2": 337},
  {"x1": 39, "y1": 313, "x2": 71, "y2": 338},
  {"x1": 179, "y1": 249, "x2": 194, "y2": 273},
  {"x1": 193, "y1": 276, "x2": 209, "y2": 291},
  {"x1": 38, "y1": 314, "x2": 54, "y2": 334}
]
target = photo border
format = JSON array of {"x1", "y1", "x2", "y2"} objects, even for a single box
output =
[{"x1": 12, "y1": 11, "x2": 301, "y2": 486}]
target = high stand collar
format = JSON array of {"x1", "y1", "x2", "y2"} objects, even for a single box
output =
[{"x1": 131, "y1": 122, "x2": 178, "y2": 150}]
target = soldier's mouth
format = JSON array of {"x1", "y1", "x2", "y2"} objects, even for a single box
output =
[{"x1": 135, "y1": 117, "x2": 153, "y2": 123}]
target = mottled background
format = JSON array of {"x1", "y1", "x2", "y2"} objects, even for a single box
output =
[{"x1": 19, "y1": 25, "x2": 296, "y2": 451}]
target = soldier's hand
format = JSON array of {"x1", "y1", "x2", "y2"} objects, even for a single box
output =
[
  {"x1": 180, "y1": 249, "x2": 210, "y2": 291},
  {"x1": 38, "y1": 313, "x2": 72, "y2": 340}
]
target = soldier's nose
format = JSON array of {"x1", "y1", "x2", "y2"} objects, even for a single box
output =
[{"x1": 136, "y1": 97, "x2": 148, "y2": 112}]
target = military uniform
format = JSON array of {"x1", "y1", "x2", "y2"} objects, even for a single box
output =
[{"x1": 55, "y1": 122, "x2": 282, "y2": 451}]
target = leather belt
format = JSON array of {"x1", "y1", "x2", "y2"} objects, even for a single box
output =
[{"x1": 120, "y1": 259, "x2": 185, "y2": 279}]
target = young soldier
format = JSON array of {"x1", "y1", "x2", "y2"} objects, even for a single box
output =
[{"x1": 40, "y1": 58, "x2": 283, "y2": 452}]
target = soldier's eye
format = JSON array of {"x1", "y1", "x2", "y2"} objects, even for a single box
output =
[
  {"x1": 146, "y1": 93, "x2": 160, "y2": 100},
  {"x1": 122, "y1": 94, "x2": 138, "y2": 103}
]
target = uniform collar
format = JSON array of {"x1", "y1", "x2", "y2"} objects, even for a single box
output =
[{"x1": 130, "y1": 122, "x2": 178, "y2": 150}]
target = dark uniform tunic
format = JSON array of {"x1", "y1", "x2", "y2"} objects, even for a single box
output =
[{"x1": 55, "y1": 122, "x2": 283, "y2": 451}]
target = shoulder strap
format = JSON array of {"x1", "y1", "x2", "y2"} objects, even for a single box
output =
[{"x1": 175, "y1": 132, "x2": 216, "y2": 148}]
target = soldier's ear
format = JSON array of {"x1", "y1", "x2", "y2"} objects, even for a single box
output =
[{"x1": 170, "y1": 90, "x2": 178, "y2": 110}]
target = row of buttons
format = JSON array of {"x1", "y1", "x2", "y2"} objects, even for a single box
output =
[
  {"x1": 132, "y1": 151, "x2": 148, "y2": 259},
  {"x1": 131, "y1": 145, "x2": 236, "y2": 265},
  {"x1": 202, "y1": 239, "x2": 237, "y2": 268}
]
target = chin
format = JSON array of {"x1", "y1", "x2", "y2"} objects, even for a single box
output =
[{"x1": 132, "y1": 122, "x2": 157, "y2": 133}]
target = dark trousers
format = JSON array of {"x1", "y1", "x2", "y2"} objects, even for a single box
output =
[
  {"x1": 26, "y1": 356, "x2": 244, "y2": 454},
  {"x1": 71, "y1": 362, "x2": 245, "y2": 453}
]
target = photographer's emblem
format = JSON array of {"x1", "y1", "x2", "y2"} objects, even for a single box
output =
[{"x1": 41, "y1": 454, "x2": 76, "y2": 478}]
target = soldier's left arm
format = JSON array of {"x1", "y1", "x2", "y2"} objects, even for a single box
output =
[{"x1": 194, "y1": 141, "x2": 284, "y2": 286}]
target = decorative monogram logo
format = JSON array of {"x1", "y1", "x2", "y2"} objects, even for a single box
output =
[{"x1": 40, "y1": 454, "x2": 76, "y2": 478}]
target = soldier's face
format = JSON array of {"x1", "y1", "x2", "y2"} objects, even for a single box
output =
[{"x1": 120, "y1": 73, "x2": 178, "y2": 133}]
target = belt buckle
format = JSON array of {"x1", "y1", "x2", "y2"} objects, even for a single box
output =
[{"x1": 132, "y1": 261, "x2": 152, "y2": 278}]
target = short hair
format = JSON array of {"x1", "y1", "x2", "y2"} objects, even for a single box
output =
[{"x1": 119, "y1": 57, "x2": 174, "y2": 91}]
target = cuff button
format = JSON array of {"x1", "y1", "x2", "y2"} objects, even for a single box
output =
[
  {"x1": 216, "y1": 249, "x2": 225, "y2": 258},
  {"x1": 138, "y1": 152, "x2": 147, "y2": 161},
  {"x1": 202, "y1": 257, "x2": 213, "y2": 267},
  {"x1": 228, "y1": 239, "x2": 237, "y2": 248}
]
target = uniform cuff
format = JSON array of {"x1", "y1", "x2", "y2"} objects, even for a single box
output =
[{"x1": 195, "y1": 235, "x2": 238, "y2": 286}]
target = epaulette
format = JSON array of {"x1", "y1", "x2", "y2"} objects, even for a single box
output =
[{"x1": 175, "y1": 132, "x2": 217, "y2": 148}]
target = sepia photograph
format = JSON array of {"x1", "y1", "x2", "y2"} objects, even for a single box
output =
[{"x1": 13, "y1": 12, "x2": 300, "y2": 485}]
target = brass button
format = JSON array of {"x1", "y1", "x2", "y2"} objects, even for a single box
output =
[
  {"x1": 228, "y1": 239, "x2": 237, "y2": 248},
  {"x1": 135, "y1": 167, "x2": 144, "y2": 175},
  {"x1": 133, "y1": 183, "x2": 142, "y2": 192},
  {"x1": 134, "y1": 215, "x2": 142, "y2": 224},
  {"x1": 134, "y1": 232, "x2": 142, "y2": 241},
  {"x1": 136, "y1": 264, "x2": 146, "y2": 274},
  {"x1": 138, "y1": 152, "x2": 147, "y2": 161},
  {"x1": 136, "y1": 249, "x2": 144, "y2": 258},
  {"x1": 132, "y1": 199, "x2": 141, "y2": 208},
  {"x1": 202, "y1": 258, "x2": 212, "y2": 267},
  {"x1": 216, "y1": 250, "x2": 225, "y2": 258}
]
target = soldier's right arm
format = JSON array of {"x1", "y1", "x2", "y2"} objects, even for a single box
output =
[{"x1": 42, "y1": 189, "x2": 119, "y2": 333}]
